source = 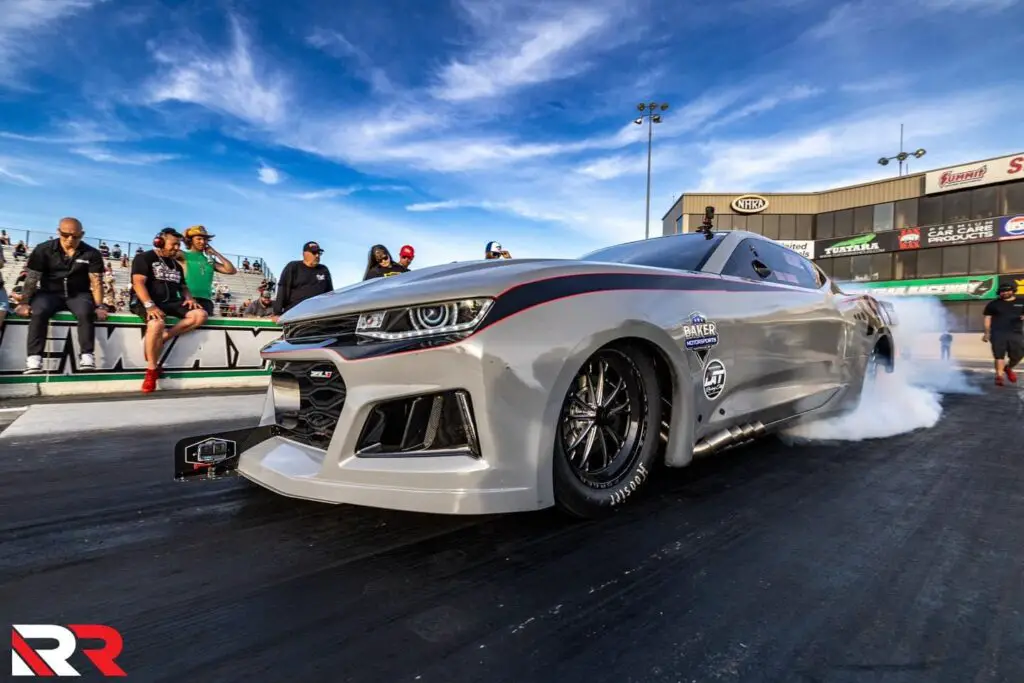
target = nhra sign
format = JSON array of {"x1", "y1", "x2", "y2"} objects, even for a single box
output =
[
  {"x1": 999, "y1": 215, "x2": 1024, "y2": 239},
  {"x1": 816, "y1": 232, "x2": 897, "y2": 259},
  {"x1": 925, "y1": 153, "x2": 1024, "y2": 194},
  {"x1": 730, "y1": 195, "x2": 769, "y2": 214},
  {"x1": 921, "y1": 218, "x2": 996, "y2": 247},
  {"x1": 0, "y1": 312, "x2": 281, "y2": 379},
  {"x1": 853, "y1": 274, "x2": 1001, "y2": 301},
  {"x1": 776, "y1": 240, "x2": 815, "y2": 259}
]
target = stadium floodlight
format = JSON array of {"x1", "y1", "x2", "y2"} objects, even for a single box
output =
[
  {"x1": 633, "y1": 101, "x2": 670, "y2": 240},
  {"x1": 876, "y1": 124, "x2": 926, "y2": 177}
]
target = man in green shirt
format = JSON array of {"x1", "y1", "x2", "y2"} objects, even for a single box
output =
[{"x1": 178, "y1": 225, "x2": 236, "y2": 316}]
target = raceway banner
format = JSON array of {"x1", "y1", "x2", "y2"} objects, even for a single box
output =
[
  {"x1": 851, "y1": 275, "x2": 1002, "y2": 301},
  {"x1": 999, "y1": 215, "x2": 1024, "y2": 239},
  {"x1": 816, "y1": 232, "x2": 899, "y2": 259}
]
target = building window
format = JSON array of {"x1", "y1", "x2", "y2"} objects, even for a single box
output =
[
  {"x1": 716, "y1": 214, "x2": 734, "y2": 230},
  {"x1": 971, "y1": 186, "x2": 999, "y2": 219},
  {"x1": 919, "y1": 195, "x2": 943, "y2": 227},
  {"x1": 831, "y1": 256, "x2": 852, "y2": 281},
  {"x1": 817, "y1": 258, "x2": 833, "y2": 278},
  {"x1": 853, "y1": 206, "x2": 873, "y2": 235},
  {"x1": 834, "y1": 209, "x2": 853, "y2": 237},
  {"x1": 778, "y1": 214, "x2": 796, "y2": 240},
  {"x1": 732, "y1": 214, "x2": 748, "y2": 231},
  {"x1": 894, "y1": 198, "x2": 918, "y2": 230},
  {"x1": 1004, "y1": 181, "x2": 1024, "y2": 215},
  {"x1": 1000, "y1": 240, "x2": 1024, "y2": 273},
  {"x1": 943, "y1": 190, "x2": 971, "y2": 223},
  {"x1": 761, "y1": 214, "x2": 780, "y2": 240},
  {"x1": 872, "y1": 253, "x2": 893, "y2": 280},
  {"x1": 872, "y1": 203, "x2": 894, "y2": 233},
  {"x1": 941, "y1": 245, "x2": 970, "y2": 275},
  {"x1": 969, "y1": 242, "x2": 997, "y2": 274},
  {"x1": 917, "y1": 248, "x2": 943, "y2": 278},
  {"x1": 795, "y1": 215, "x2": 813, "y2": 240},
  {"x1": 675, "y1": 215, "x2": 682, "y2": 233},
  {"x1": 965, "y1": 301, "x2": 989, "y2": 333},
  {"x1": 744, "y1": 214, "x2": 763, "y2": 235},
  {"x1": 816, "y1": 212, "x2": 835, "y2": 240},
  {"x1": 893, "y1": 251, "x2": 917, "y2": 279},
  {"x1": 943, "y1": 302, "x2": 969, "y2": 332}
]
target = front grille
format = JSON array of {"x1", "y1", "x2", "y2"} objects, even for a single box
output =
[
  {"x1": 271, "y1": 361, "x2": 347, "y2": 450},
  {"x1": 283, "y1": 315, "x2": 360, "y2": 344}
]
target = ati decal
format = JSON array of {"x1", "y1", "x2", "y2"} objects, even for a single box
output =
[
  {"x1": 681, "y1": 312, "x2": 719, "y2": 364},
  {"x1": 703, "y1": 359, "x2": 726, "y2": 400},
  {"x1": 899, "y1": 228, "x2": 921, "y2": 250}
]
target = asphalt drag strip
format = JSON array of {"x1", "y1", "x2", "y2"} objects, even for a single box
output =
[{"x1": 1, "y1": 382, "x2": 1022, "y2": 682}]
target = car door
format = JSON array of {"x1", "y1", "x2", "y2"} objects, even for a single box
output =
[{"x1": 715, "y1": 238, "x2": 848, "y2": 422}]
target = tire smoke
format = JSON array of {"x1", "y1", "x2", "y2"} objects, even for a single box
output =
[{"x1": 780, "y1": 295, "x2": 980, "y2": 445}]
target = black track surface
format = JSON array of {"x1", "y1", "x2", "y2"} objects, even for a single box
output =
[{"x1": 1, "y1": 380, "x2": 1022, "y2": 682}]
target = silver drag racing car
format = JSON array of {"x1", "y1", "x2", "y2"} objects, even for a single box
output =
[{"x1": 174, "y1": 228, "x2": 897, "y2": 518}]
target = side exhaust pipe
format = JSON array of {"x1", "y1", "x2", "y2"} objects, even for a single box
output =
[{"x1": 692, "y1": 421, "x2": 766, "y2": 457}]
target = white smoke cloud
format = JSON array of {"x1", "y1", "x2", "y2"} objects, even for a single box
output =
[{"x1": 781, "y1": 295, "x2": 980, "y2": 444}]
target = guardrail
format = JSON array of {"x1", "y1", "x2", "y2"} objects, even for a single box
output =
[{"x1": 0, "y1": 227, "x2": 273, "y2": 278}]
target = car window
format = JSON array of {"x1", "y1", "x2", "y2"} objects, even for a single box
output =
[
  {"x1": 721, "y1": 238, "x2": 822, "y2": 290},
  {"x1": 580, "y1": 232, "x2": 727, "y2": 272}
]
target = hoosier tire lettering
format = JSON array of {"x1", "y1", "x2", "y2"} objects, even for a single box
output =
[{"x1": 609, "y1": 463, "x2": 649, "y2": 506}]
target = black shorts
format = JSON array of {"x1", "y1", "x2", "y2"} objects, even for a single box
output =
[
  {"x1": 991, "y1": 335, "x2": 1024, "y2": 361},
  {"x1": 194, "y1": 297, "x2": 215, "y2": 316},
  {"x1": 130, "y1": 300, "x2": 194, "y2": 321}
]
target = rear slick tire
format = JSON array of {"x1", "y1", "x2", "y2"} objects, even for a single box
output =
[{"x1": 553, "y1": 343, "x2": 663, "y2": 519}]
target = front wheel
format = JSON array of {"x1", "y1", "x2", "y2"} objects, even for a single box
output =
[{"x1": 553, "y1": 343, "x2": 663, "y2": 519}]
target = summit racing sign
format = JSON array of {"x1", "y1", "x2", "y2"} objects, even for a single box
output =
[
  {"x1": 922, "y1": 218, "x2": 996, "y2": 246},
  {"x1": 852, "y1": 275, "x2": 999, "y2": 301},
  {"x1": 925, "y1": 153, "x2": 1024, "y2": 194},
  {"x1": 817, "y1": 232, "x2": 896, "y2": 259}
]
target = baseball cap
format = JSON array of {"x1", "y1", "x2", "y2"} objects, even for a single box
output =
[
  {"x1": 303, "y1": 241, "x2": 324, "y2": 254},
  {"x1": 485, "y1": 240, "x2": 502, "y2": 255},
  {"x1": 160, "y1": 227, "x2": 184, "y2": 238},
  {"x1": 998, "y1": 283, "x2": 1014, "y2": 292},
  {"x1": 400, "y1": 245, "x2": 415, "y2": 259}
]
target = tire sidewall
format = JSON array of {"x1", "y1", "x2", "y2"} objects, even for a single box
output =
[{"x1": 553, "y1": 344, "x2": 663, "y2": 518}]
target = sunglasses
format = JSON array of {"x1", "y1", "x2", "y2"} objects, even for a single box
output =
[{"x1": 58, "y1": 231, "x2": 83, "y2": 240}]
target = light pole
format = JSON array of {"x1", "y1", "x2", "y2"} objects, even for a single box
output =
[
  {"x1": 635, "y1": 101, "x2": 669, "y2": 239},
  {"x1": 877, "y1": 123, "x2": 926, "y2": 176}
]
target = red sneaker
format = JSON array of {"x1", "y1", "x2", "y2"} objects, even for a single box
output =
[
  {"x1": 142, "y1": 368, "x2": 159, "y2": 393},
  {"x1": 995, "y1": 375, "x2": 1004, "y2": 387},
  {"x1": 1006, "y1": 367, "x2": 1018, "y2": 384}
]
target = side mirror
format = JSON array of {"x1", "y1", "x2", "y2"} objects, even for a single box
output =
[{"x1": 752, "y1": 260, "x2": 772, "y2": 279}]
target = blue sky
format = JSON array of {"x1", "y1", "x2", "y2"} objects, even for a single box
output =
[{"x1": 0, "y1": 0, "x2": 1022, "y2": 283}]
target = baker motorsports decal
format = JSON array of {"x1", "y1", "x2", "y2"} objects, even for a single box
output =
[
  {"x1": 819, "y1": 233, "x2": 885, "y2": 258},
  {"x1": 853, "y1": 275, "x2": 1000, "y2": 301},
  {"x1": 922, "y1": 218, "x2": 996, "y2": 246}
]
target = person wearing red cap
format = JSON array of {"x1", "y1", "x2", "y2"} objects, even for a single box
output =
[{"x1": 398, "y1": 245, "x2": 415, "y2": 269}]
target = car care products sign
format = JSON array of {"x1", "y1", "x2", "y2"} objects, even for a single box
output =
[{"x1": 921, "y1": 218, "x2": 997, "y2": 247}]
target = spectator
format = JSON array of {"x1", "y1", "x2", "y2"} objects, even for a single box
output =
[
  {"x1": 0, "y1": 229, "x2": 10, "y2": 246},
  {"x1": 0, "y1": 246, "x2": 7, "y2": 331},
  {"x1": 273, "y1": 241, "x2": 332, "y2": 320},
  {"x1": 363, "y1": 244, "x2": 407, "y2": 279},
  {"x1": 939, "y1": 331, "x2": 952, "y2": 360},
  {"x1": 12, "y1": 217, "x2": 108, "y2": 374},
  {"x1": 112, "y1": 244, "x2": 123, "y2": 259},
  {"x1": 130, "y1": 227, "x2": 207, "y2": 393},
  {"x1": 178, "y1": 225, "x2": 237, "y2": 317},
  {"x1": 99, "y1": 241, "x2": 110, "y2": 259},
  {"x1": 120, "y1": 253, "x2": 129, "y2": 268},
  {"x1": 485, "y1": 241, "x2": 511, "y2": 260},
  {"x1": 982, "y1": 283, "x2": 1024, "y2": 386},
  {"x1": 136, "y1": 246, "x2": 144, "y2": 255},
  {"x1": 244, "y1": 291, "x2": 275, "y2": 317},
  {"x1": 242, "y1": 257, "x2": 251, "y2": 272},
  {"x1": 103, "y1": 268, "x2": 117, "y2": 309},
  {"x1": 14, "y1": 240, "x2": 28, "y2": 260},
  {"x1": 398, "y1": 245, "x2": 415, "y2": 270}
]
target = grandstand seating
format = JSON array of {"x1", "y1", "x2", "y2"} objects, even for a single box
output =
[{"x1": 1, "y1": 238, "x2": 275, "y2": 318}]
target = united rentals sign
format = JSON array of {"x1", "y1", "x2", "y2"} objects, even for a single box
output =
[
  {"x1": 924, "y1": 153, "x2": 1024, "y2": 194},
  {"x1": 777, "y1": 240, "x2": 815, "y2": 259},
  {"x1": 921, "y1": 218, "x2": 996, "y2": 247},
  {"x1": 851, "y1": 275, "x2": 1000, "y2": 301},
  {"x1": 0, "y1": 313, "x2": 281, "y2": 380},
  {"x1": 730, "y1": 195, "x2": 769, "y2": 214}
]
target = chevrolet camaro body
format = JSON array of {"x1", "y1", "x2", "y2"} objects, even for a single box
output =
[{"x1": 174, "y1": 230, "x2": 897, "y2": 517}]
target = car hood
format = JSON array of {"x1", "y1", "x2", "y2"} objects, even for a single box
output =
[{"x1": 279, "y1": 258, "x2": 686, "y2": 322}]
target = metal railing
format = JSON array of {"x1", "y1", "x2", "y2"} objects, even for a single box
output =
[{"x1": 0, "y1": 227, "x2": 273, "y2": 279}]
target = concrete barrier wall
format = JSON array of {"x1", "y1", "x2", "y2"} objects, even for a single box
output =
[{"x1": 0, "y1": 313, "x2": 281, "y2": 397}]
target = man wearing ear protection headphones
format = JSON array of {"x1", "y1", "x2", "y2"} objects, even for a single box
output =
[{"x1": 130, "y1": 227, "x2": 206, "y2": 393}]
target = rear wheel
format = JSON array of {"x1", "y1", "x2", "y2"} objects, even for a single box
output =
[{"x1": 553, "y1": 344, "x2": 663, "y2": 519}]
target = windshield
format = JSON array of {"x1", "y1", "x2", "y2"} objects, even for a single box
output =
[{"x1": 579, "y1": 232, "x2": 726, "y2": 272}]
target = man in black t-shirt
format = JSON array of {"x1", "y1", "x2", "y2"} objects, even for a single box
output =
[
  {"x1": 272, "y1": 241, "x2": 334, "y2": 321},
  {"x1": 130, "y1": 228, "x2": 206, "y2": 393},
  {"x1": 12, "y1": 217, "x2": 108, "y2": 374},
  {"x1": 982, "y1": 284, "x2": 1024, "y2": 386}
]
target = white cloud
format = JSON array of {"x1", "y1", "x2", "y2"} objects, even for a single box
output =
[
  {"x1": 70, "y1": 146, "x2": 180, "y2": 165},
  {"x1": 0, "y1": 162, "x2": 38, "y2": 186},
  {"x1": 257, "y1": 161, "x2": 282, "y2": 185},
  {"x1": 306, "y1": 29, "x2": 393, "y2": 94},
  {"x1": 0, "y1": 0, "x2": 109, "y2": 85},
  {"x1": 293, "y1": 185, "x2": 407, "y2": 200}
]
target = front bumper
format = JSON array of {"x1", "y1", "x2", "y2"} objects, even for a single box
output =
[{"x1": 174, "y1": 336, "x2": 544, "y2": 515}]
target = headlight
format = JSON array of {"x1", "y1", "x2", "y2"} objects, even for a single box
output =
[{"x1": 356, "y1": 298, "x2": 494, "y2": 341}]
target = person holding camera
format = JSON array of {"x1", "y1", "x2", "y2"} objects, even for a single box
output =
[{"x1": 178, "y1": 225, "x2": 237, "y2": 316}]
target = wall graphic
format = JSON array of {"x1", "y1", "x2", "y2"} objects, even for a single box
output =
[
  {"x1": 846, "y1": 274, "x2": 1009, "y2": 301},
  {"x1": 0, "y1": 313, "x2": 281, "y2": 380}
]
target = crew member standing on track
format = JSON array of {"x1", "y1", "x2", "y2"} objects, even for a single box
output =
[
  {"x1": 982, "y1": 283, "x2": 1024, "y2": 386},
  {"x1": 13, "y1": 217, "x2": 108, "y2": 374},
  {"x1": 364, "y1": 244, "x2": 408, "y2": 279},
  {"x1": 272, "y1": 241, "x2": 333, "y2": 322},
  {"x1": 130, "y1": 227, "x2": 206, "y2": 393},
  {"x1": 178, "y1": 225, "x2": 236, "y2": 316}
]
